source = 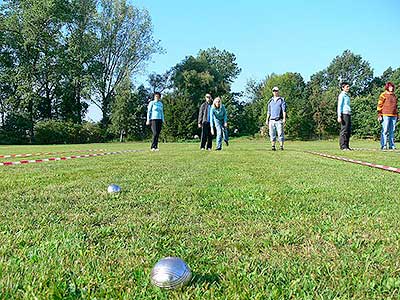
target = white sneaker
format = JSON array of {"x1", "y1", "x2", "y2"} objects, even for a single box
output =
[
  {"x1": 154, "y1": 148, "x2": 159, "y2": 151},
  {"x1": 151, "y1": 148, "x2": 156, "y2": 151}
]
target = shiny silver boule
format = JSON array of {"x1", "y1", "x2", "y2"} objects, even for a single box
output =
[
  {"x1": 107, "y1": 184, "x2": 121, "y2": 193},
  {"x1": 150, "y1": 257, "x2": 192, "y2": 289}
]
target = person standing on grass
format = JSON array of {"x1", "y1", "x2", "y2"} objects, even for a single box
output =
[
  {"x1": 146, "y1": 92, "x2": 164, "y2": 151},
  {"x1": 266, "y1": 86, "x2": 287, "y2": 151},
  {"x1": 377, "y1": 82, "x2": 398, "y2": 150},
  {"x1": 337, "y1": 82, "x2": 352, "y2": 151},
  {"x1": 210, "y1": 97, "x2": 229, "y2": 151},
  {"x1": 198, "y1": 93, "x2": 213, "y2": 150}
]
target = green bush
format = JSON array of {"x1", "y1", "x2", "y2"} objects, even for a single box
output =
[{"x1": 34, "y1": 120, "x2": 105, "y2": 144}]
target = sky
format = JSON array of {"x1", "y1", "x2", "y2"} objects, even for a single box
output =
[
  {"x1": 3, "y1": 0, "x2": 398, "y2": 121},
  {"x1": 131, "y1": 0, "x2": 399, "y2": 87}
]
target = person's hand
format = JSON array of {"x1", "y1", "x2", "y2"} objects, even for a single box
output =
[
  {"x1": 198, "y1": 123, "x2": 202, "y2": 128},
  {"x1": 211, "y1": 128, "x2": 214, "y2": 135},
  {"x1": 224, "y1": 122, "x2": 227, "y2": 128},
  {"x1": 337, "y1": 116, "x2": 342, "y2": 123},
  {"x1": 378, "y1": 115, "x2": 383, "y2": 122},
  {"x1": 146, "y1": 121, "x2": 150, "y2": 126}
]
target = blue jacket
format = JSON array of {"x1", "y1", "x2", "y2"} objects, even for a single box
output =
[
  {"x1": 210, "y1": 105, "x2": 227, "y2": 127},
  {"x1": 147, "y1": 100, "x2": 164, "y2": 122},
  {"x1": 337, "y1": 91, "x2": 351, "y2": 116}
]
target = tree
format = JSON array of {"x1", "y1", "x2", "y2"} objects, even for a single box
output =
[
  {"x1": 59, "y1": 0, "x2": 97, "y2": 123},
  {"x1": 325, "y1": 50, "x2": 373, "y2": 97},
  {"x1": 164, "y1": 48, "x2": 241, "y2": 140},
  {"x1": 0, "y1": 0, "x2": 70, "y2": 140},
  {"x1": 306, "y1": 50, "x2": 374, "y2": 137},
  {"x1": 109, "y1": 76, "x2": 133, "y2": 141},
  {"x1": 91, "y1": 0, "x2": 162, "y2": 127}
]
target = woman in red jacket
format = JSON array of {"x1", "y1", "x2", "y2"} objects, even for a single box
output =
[{"x1": 377, "y1": 82, "x2": 398, "y2": 150}]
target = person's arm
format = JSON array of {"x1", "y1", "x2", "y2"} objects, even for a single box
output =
[
  {"x1": 282, "y1": 100, "x2": 287, "y2": 124},
  {"x1": 198, "y1": 103, "x2": 204, "y2": 128},
  {"x1": 210, "y1": 107, "x2": 215, "y2": 135},
  {"x1": 146, "y1": 101, "x2": 153, "y2": 125},
  {"x1": 377, "y1": 93, "x2": 385, "y2": 122},
  {"x1": 161, "y1": 102, "x2": 165, "y2": 123},
  {"x1": 337, "y1": 93, "x2": 343, "y2": 123},
  {"x1": 223, "y1": 106, "x2": 228, "y2": 127},
  {"x1": 266, "y1": 101, "x2": 271, "y2": 125}
]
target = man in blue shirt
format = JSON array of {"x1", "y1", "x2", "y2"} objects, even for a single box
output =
[
  {"x1": 266, "y1": 87, "x2": 287, "y2": 151},
  {"x1": 337, "y1": 82, "x2": 351, "y2": 150}
]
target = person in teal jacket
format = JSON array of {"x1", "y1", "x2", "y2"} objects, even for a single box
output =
[
  {"x1": 210, "y1": 97, "x2": 229, "y2": 150},
  {"x1": 146, "y1": 92, "x2": 164, "y2": 151}
]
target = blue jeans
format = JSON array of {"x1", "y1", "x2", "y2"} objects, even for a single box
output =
[
  {"x1": 381, "y1": 116, "x2": 397, "y2": 149},
  {"x1": 214, "y1": 120, "x2": 228, "y2": 149}
]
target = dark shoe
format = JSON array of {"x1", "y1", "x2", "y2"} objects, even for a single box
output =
[
  {"x1": 280, "y1": 146, "x2": 284, "y2": 151},
  {"x1": 225, "y1": 140, "x2": 229, "y2": 146},
  {"x1": 272, "y1": 146, "x2": 276, "y2": 151},
  {"x1": 216, "y1": 148, "x2": 222, "y2": 151}
]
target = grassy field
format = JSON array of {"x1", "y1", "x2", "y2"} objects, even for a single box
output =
[{"x1": 1, "y1": 139, "x2": 400, "y2": 299}]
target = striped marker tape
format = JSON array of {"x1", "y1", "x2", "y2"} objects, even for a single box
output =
[
  {"x1": 352, "y1": 148, "x2": 399, "y2": 152},
  {"x1": 351, "y1": 148, "x2": 378, "y2": 152},
  {"x1": 0, "y1": 149, "x2": 144, "y2": 167},
  {"x1": 307, "y1": 151, "x2": 400, "y2": 174},
  {"x1": 0, "y1": 149, "x2": 107, "y2": 159}
]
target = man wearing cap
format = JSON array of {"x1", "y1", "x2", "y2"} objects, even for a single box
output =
[{"x1": 266, "y1": 87, "x2": 287, "y2": 151}]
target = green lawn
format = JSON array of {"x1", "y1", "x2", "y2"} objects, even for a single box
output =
[{"x1": 1, "y1": 139, "x2": 400, "y2": 299}]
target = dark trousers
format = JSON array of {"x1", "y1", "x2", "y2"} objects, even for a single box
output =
[
  {"x1": 151, "y1": 119, "x2": 162, "y2": 149},
  {"x1": 200, "y1": 122, "x2": 213, "y2": 149},
  {"x1": 339, "y1": 114, "x2": 351, "y2": 149}
]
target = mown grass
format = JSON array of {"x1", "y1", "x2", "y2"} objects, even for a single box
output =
[{"x1": 1, "y1": 139, "x2": 400, "y2": 299}]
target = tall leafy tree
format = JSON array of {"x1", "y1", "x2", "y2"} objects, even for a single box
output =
[
  {"x1": 1, "y1": 0, "x2": 70, "y2": 139},
  {"x1": 59, "y1": 0, "x2": 97, "y2": 123},
  {"x1": 91, "y1": 0, "x2": 161, "y2": 127},
  {"x1": 306, "y1": 50, "x2": 374, "y2": 136},
  {"x1": 165, "y1": 47, "x2": 241, "y2": 139}
]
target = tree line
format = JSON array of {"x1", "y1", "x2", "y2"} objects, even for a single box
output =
[{"x1": 1, "y1": 0, "x2": 399, "y2": 144}]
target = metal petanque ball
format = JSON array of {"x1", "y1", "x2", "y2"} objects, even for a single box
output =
[
  {"x1": 150, "y1": 257, "x2": 192, "y2": 289},
  {"x1": 107, "y1": 184, "x2": 121, "y2": 193}
]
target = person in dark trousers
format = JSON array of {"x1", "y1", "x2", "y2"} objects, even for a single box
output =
[
  {"x1": 146, "y1": 92, "x2": 164, "y2": 151},
  {"x1": 198, "y1": 93, "x2": 213, "y2": 150},
  {"x1": 337, "y1": 82, "x2": 352, "y2": 150}
]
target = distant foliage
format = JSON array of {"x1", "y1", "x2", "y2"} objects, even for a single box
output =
[{"x1": 34, "y1": 120, "x2": 105, "y2": 144}]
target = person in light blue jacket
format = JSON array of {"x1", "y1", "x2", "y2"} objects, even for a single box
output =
[
  {"x1": 146, "y1": 92, "x2": 164, "y2": 151},
  {"x1": 337, "y1": 82, "x2": 351, "y2": 150},
  {"x1": 210, "y1": 97, "x2": 229, "y2": 151}
]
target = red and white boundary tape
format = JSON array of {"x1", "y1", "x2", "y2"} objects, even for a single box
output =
[
  {"x1": 307, "y1": 151, "x2": 400, "y2": 174},
  {"x1": 351, "y1": 148, "x2": 378, "y2": 152},
  {"x1": 352, "y1": 148, "x2": 399, "y2": 152},
  {"x1": 0, "y1": 149, "x2": 107, "y2": 159},
  {"x1": 0, "y1": 149, "x2": 143, "y2": 167}
]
